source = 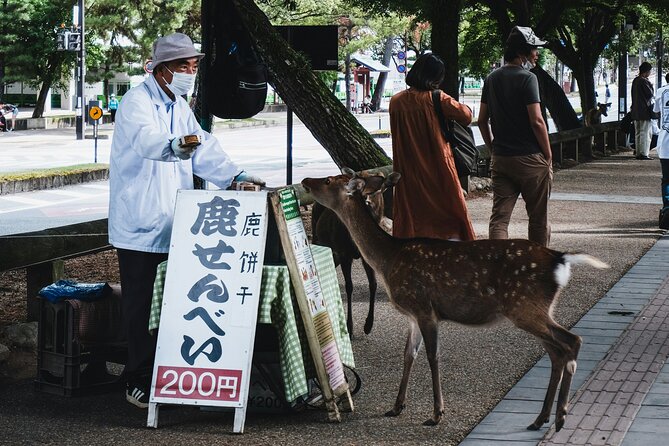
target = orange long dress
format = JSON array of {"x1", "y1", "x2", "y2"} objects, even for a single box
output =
[{"x1": 390, "y1": 88, "x2": 476, "y2": 241}]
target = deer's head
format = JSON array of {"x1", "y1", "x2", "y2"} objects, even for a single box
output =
[
  {"x1": 596, "y1": 102, "x2": 611, "y2": 117},
  {"x1": 302, "y1": 167, "x2": 401, "y2": 213}
]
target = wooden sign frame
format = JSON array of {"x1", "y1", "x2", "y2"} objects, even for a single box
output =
[{"x1": 269, "y1": 188, "x2": 354, "y2": 422}]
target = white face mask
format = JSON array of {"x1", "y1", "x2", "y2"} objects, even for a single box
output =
[
  {"x1": 163, "y1": 67, "x2": 196, "y2": 96},
  {"x1": 521, "y1": 57, "x2": 534, "y2": 71}
]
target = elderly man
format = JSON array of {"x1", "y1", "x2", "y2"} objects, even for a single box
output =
[
  {"x1": 631, "y1": 62, "x2": 656, "y2": 160},
  {"x1": 109, "y1": 32, "x2": 263, "y2": 408}
]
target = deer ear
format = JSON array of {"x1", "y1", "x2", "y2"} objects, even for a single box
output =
[
  {"x1": 341, "y1": 167, "x2": 356, "y2": 178},
  {"x1": 345, "y1": 178, "x2": 365, "y2": 195},
  {"x1": 385, "y1": 172, "x2": 401, "y2": 188}
]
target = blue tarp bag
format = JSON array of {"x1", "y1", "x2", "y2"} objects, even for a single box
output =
[{"x1": 38, "y1": 280, "x2": 110, "y2": 303}]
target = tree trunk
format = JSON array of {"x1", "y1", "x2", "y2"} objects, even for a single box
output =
[
  {"x1": 430, "y1": 0, "x2": 461, "y2": 99},
  {"x1": 344, "y1": 52, "x2": 352, "y2": 112},
  {"x1": 372, "y1": 37, "x2": 393, "y2": 111},
  {"x1": 33, "y1": 76, "x2": 52, "y2": 118},
  {"x1": 532, "y1": 64, "x2": 581, "y2": 131},
  {"x1": 230, "y1": 0, "x2": 390, "y2": 171}
]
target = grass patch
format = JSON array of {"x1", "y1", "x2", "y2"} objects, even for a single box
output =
[{"x1": 0, "y1": 164, "x2": 109, "y2": 182}]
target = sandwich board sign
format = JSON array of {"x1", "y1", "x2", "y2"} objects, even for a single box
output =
[
  {"x1": 269, "y1": 188, "x2": 353, "y2": 421},
  {"x1": 147, "y1": 189, "x2": 268, "y2": 433}
]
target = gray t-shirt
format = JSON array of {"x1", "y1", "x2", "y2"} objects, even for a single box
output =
[{"x1": 481, "y1": 65, "x2": 542, "y2": 156}]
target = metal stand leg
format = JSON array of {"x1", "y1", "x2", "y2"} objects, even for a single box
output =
[
  {"x1": 233, "y1": 406, "x2": 248, "y2": 433},
  {"x1": 147, "y1": 403, "x2": 159, "y2": 428}
]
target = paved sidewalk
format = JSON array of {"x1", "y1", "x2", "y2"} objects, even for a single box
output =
[{"x1": 462, "y1": 235, "x2": 669, "y2": 446}]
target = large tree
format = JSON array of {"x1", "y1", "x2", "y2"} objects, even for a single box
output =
[{"x1": 222, "y1": 0, "x2": 390, "y2": 170}]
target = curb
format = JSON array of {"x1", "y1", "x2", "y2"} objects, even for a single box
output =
[{"x1": 0, "y1": 169, "x2": 109, "y2": 195}]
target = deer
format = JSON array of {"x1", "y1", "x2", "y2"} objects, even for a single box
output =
[
  {"x1": 301, "y1": 168, "x2": 609, "y2": 431},
  {"x1": 311, "y1": 170, "x2": 392, "y2": 337},
  {"x1": 584, "y1": 102, "x2": 610, "y2": 127}
]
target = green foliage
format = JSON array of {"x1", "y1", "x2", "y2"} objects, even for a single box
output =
[{"x1": 460, "y1": 5, "x2": 500, "y2": 79}]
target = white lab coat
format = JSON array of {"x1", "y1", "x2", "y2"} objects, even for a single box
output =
[
  {"x1": 108, "y1": 75, "x2": 239, "y2": 253},
  {"x1": 654, "y1": 85, "x2": 669, "y2": 160}
]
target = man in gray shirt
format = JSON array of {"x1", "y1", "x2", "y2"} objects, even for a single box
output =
[{"x1": 478, "y1": 26, "x2": 553, "y2": 246}]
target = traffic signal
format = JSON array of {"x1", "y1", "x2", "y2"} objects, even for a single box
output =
[
  {"x1": 67, "y1": 32, "x2": 81, "y2": 51},
  {"x1": 397, "y1": 50, "x2": 406, "y2": 74},
  {"x1": 56, "y1": 30, "x2": 67, "y2": 51}
]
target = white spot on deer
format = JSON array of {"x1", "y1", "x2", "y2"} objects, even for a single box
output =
[
  {"x1": 513, "y1": 270, "x2": 519, "y2": 275},
  {"x1": 516, "y1": 250, "x2": 524, "y2": 256},
  {"x1": 554, "y1": 261, "x2": 572, "y2": 288},
  {"x1": 486, "y1": 287, "x2": 495, "y2": 295},
  {"x1": 521, "y1": 265, "x2": 527, "y2": 272},
  {"x1": 482, "y1": 268, "x2": 488, "y2": 275},
  {"x1": 530, "y1": 263, "x2": 537, "y2": 269},
  {"x1": 516, "y1": 281, "x2": 521, "y2": 288}
]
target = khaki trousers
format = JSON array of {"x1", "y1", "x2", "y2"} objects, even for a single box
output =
[
  {"x1": 634, "y1": 120, "x2": 652, "y2": 157},
  {"x1": 489, "y1": 153, "x2": 553, "y2": 247}
]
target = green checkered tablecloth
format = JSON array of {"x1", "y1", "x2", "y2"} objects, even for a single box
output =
[{"x1": 150, "y1": 244, "x2": 354, "y2": 403}]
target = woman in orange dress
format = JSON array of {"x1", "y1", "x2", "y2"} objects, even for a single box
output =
[{"x1": 390, "y1": 53, "x2": 476, "y2": 241}]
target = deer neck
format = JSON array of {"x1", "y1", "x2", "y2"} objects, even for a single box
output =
[{"x1": 332, "y1": 194, "x2": 399, "y2": 275}]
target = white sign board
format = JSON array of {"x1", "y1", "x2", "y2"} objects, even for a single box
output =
[
  {"x1": 148, "y1": 190, "x2": 268, "y2": 433},
  {"x1": 276, "y1": 189, "x2": 347, "y2": 392}
]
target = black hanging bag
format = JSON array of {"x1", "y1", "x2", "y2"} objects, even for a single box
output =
[
  {"x1": 209, "y1": 0, "x2": 268, "y2": 119},
  {"x1": 431, "y1": 90, "x2": 478, "y2": 178}
]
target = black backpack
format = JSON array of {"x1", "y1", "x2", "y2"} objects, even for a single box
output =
[
  {"x1": 208, "y1": 0, "x2": 268, "y2": 119},
  {"x1": 431, "y1": 90, "x2": 478, "y2": 179}
]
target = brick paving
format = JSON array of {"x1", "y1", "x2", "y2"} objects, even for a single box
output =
[{"x1": 461, "y1": 235, "x2": 669, "y2": 446}]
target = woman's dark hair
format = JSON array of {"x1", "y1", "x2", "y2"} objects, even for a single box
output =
[
  {"x1": 406, "y1": 53, "x2": 445, "y2": 91},
  {"x1": 639, "y1": 62, "x2": 652, "y2": 74}
]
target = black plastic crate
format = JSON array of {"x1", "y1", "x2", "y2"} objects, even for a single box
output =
[{"x1": 34, "y1": 285, "x2": 127, "y2": 397}]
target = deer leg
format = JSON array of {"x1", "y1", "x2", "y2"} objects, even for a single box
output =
[
  {"x1": 361, "y1": 259, "x2": 377, "y2": 334},
  {"x1": 385, "y1": 319, "x2": 423, "y2": 418},
  {"x1": 418, "y1": 319, "x2": 444, "y2": 426},
  {"x1": 552, "y1": 325, "x2": 582, "y2": 432},
  {"x1": 340, "y1": 257, "x2": 354, "y2": 338},
  {"x1": 527, "y1": 341, "x2": 564, "y2": 431}
]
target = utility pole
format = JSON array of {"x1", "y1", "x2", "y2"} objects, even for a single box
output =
[
  {"x1": 75, "y1": 0, "x2": 85, "y2": 140},
  {"x1": 618, "y1": 20, "x2": 628, "y2": 121},
  {"x1": 657, "y1": 27, "x2": 664, "y2": 89}
]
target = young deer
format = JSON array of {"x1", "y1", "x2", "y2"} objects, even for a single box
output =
[
  {"x1": 302, "y1": 168, "x2": 608, "y2": 431},
  {"x1": 312, "y1": 170, "x2": 391, "y2": 337}
]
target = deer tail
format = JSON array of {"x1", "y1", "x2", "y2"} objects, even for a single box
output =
[
  {"x1": 563, "y1": 254, "x2": 609, "y2": 270},
  {"x1": 554, "y1": 254, "x2": 609, "y2": 289}
]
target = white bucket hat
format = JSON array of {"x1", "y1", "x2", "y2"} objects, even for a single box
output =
[{"x1": 151, "y1": 33, "x2": 204, "y2": 68}]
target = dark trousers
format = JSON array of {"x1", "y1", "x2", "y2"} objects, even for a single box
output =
[
  {"x1": 110, "y1": 109, "x2": 117, "y2": 123},
  {"x1": 661, "y1": 159, "x2": 669, "y2": 209},
  {"x1": 117, "y1": 248, "x2": 168, "y2": 383}
]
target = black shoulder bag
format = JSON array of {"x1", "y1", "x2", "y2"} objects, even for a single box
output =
[{"x1": 431, "y1": 90, "x2": 478, "y2": 179}]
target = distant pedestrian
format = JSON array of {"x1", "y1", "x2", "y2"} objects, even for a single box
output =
[
  {"x1": 108, "y1": 94, "x2": 119, "y2": 124},
  {"x1": 478, "y1": 25, "x2": 553, "y2": 247},
  {"x1": 654, "y1": 72, "x2": 669, "y2": 229},
  {"x1": 0, "y1": 102, "x2": 18, "y2": 131},
  {"x1": 631, "y1": 62, "x2": 655, "y2": 160},
  {"x1": 605, "y1": 83, "x2": 611, "y2": 103}
]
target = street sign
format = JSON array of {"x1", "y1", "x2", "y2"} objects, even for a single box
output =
[{"x1": 88, "y1": 106, "x2": 102, "y2": 121}]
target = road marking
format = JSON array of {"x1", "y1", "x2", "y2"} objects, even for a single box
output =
[
  {"x1": 42, "y1": 189, "x2": 93, "y2": 198},
  {"x1": 0, "y1": 195, "x2": 52, "y2": 206}
]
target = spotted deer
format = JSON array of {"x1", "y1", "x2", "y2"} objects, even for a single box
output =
[
  {"x1": 584, "y1": 102, "x2": 610, "y2": 127},
  {"x1": 302, "y1": 168, "x2": 608, "y2": 431},
  {"x1": 312, "y1": 170, "x2": 392, "y2": 337}
]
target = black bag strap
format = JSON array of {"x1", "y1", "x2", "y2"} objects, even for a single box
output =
[{"x1": 432, "y1": 90, "x2": 455, "y2": 144}]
